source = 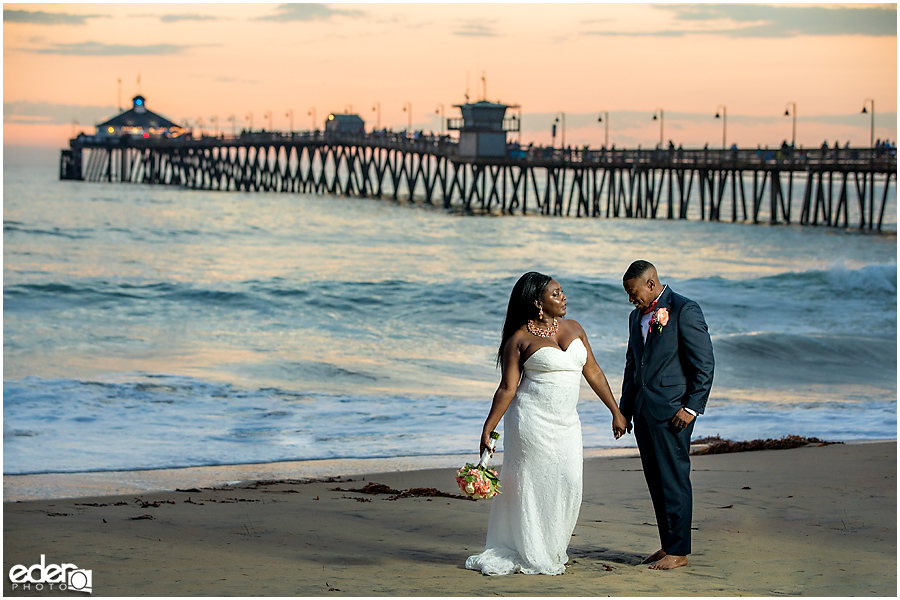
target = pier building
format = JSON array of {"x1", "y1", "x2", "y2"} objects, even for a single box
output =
[
  {"x1": 447, "y1": 101, "x2": 519, "y2": 158},
  {"x1": 325, "y1": 113, "x2": 365, "y2": 135},
  {"x1": 95, "y1": 95, "x2": 185, "y2": 139}
]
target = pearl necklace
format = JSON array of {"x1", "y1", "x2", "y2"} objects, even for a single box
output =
[{"x1": 527, "y1": 318, "x2": 559, "y2": 338}]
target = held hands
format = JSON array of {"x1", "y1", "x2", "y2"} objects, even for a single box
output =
[
  {"x1": 671, "y1": 408, "x2": 696, "y2": 430},
  {"x1": 612, "y1": 411, "x2": 629, "y2": 439}
]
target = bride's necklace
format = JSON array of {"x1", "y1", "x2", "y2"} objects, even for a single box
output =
[{"x1": 527, "y1": 318, "x2": 559, "y2": 338}]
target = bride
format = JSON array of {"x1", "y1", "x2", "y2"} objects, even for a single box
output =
[{"x1": 466, "y1": 272, "x2": 627, "y2": 576}]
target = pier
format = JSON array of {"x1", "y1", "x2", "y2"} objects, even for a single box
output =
[{"x1": 60, "y1": 97, "x2": 897, "y2": 231}]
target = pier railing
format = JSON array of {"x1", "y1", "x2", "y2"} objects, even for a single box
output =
[
  {"x1": 533, "y1": 146, "x2": 896, "y2": 170},
  {"x1": 60, "y1": 130, "x2": 897, "y2": 231}
]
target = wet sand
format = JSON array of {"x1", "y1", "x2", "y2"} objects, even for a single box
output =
[{"x1": 3, "y1": 441, "x2": 895, "y2": 596}]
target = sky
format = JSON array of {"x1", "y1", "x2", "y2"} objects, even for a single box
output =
[{"x1": 3, "y1": 2, "x2": 897, "y2": 150}]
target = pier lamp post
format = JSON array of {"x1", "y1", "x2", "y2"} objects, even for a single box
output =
[
  {"x1": 784, "y1": 102, "x2": 796, "y2": 147},
  {"x1": 264, "y1": 110, "x2": 273, "y2": 131},
  {"x1": 372, "y1": 102, "x2": 381, "y2": 130},
  {"x1": 597, "y1": 112, "x2": 609, "y2": 148},
  {"x1": 715, "y1": 105, "x2": 727, "y2": 149},
  {"x1": 403, "y1": 102, "x2": 412, "y2": 133},
  {"x1": 245, "y1": 112, "x2": 253, "y2": 133},
  {"x1": 285, "y1": 109, "x2": 293, "y2": 134},
  {"x1": 861, "y1": 99, "x2": 875, "y2": 148},
  {"x1": 210, "y1": 116, "x2": 219, "y2": 137},
  {"x1": 517, "y1": 105, "x2": 523, "y2": 145},
  {"x1": 435, "y1": 104, "x2": 445, "y2": 134},
  {"x1": 308, "y1": 108, "x2": 317, "y2": 132},
  {"x1": 197, "y1": 117, "x2": 205, "y2": 137},
  {"x1": 652, "y1": 109, "x2": 664, "y2": 148},
  {"x1": 228, "y1": 115, "x2": 237, "y2": 137},
  {"x1": 555, "y1": 112, "x2": 566, "y2": 149}
]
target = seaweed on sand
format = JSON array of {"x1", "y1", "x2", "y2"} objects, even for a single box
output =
[{"x1": 692, "y1": 434, "x2": 841, "y2": 455}]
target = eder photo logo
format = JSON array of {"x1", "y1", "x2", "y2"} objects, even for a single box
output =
[{"x1": 8, "y1": 555, "x2": 92, "y2": 594}]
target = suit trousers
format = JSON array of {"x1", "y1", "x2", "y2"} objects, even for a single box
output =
[{"x1": 634, "y1": 409, "x2": 695, "y2": 556}]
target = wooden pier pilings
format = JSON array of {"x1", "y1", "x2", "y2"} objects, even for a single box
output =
[{"x1": 61, "y1": 131, "x2": 896, "y2": 230}]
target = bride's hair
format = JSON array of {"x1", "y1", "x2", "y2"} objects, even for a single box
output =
[{"x1": 497, "y1": 271, "x2": 552, "y2": 367}]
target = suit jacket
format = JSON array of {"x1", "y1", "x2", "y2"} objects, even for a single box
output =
[{"x1": 620, "y1": 286, "x2": 715, "y2": 422}]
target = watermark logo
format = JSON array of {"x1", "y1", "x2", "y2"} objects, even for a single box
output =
[{"x1": 8, "y1": 555, "x2": 92, "y2": 594}]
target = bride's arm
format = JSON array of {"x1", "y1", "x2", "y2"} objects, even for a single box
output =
[
  {"x1": 573, "y1": 321, "x2": 628, "y2": 439},
  {"x1": 479, "y1": 335, "x2": 522, "y2": 456}
]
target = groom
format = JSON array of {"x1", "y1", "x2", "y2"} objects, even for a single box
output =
[{"x1": 619, "y1": 260, "x2": 714, "y2": 570}]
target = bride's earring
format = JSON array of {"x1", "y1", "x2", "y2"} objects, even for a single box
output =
[{"x1": 538, "y1": 306, "x2": 544, "y2": 320}]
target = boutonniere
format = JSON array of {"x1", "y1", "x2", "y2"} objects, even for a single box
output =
[{"x1": 650, "y1": 307, "x2": 669, "y2": 333}]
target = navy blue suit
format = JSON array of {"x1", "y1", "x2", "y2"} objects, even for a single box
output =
[{"x1": 620, "y1": 286, "x2": 714, "y2": 556}]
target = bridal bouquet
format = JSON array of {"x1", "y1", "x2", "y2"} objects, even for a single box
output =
[{"x1": 456, "y1": 431, "x2": 501, "y2": 500}]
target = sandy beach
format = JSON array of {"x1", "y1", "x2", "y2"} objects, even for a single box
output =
[{"x1": 3, "y1": 441, "x2": 895, "y2": 596}]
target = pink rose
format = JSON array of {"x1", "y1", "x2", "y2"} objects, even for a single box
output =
[{"x1": 656, "y1": 307, "x2": 669, "y2": 326}]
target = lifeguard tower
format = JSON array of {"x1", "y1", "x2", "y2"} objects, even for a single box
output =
[{"x1": 448, "y1": 100, "x2": 519, "y2": 158}]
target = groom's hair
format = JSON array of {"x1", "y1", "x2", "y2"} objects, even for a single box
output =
[{"x1": 623, "y1": 260, "x2": 655, "y2": 282}]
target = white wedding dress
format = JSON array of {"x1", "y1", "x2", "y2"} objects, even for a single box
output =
[{"x1": 466, "y1": 337, "x2": 586, "y2": 576}]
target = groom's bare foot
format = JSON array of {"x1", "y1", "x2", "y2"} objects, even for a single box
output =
[
  {"x1": 641, "y1": 549, "x2": 666, "y2": 564},
  {"x1": 649, "y1": 554, "x2": 688, "y2": 570}
]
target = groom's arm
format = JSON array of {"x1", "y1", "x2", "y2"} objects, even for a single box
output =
[{"x1": 678, "y1": 302, "x2": 715, "y2": 415}]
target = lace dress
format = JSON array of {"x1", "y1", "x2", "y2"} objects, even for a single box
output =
[{"x1": 465, "y1": 338, "x2": 586, "y2": 576}]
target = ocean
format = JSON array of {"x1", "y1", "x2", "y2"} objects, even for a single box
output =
[{"x1": 3, "y1": 156, "x2": 897, "y2": 489}]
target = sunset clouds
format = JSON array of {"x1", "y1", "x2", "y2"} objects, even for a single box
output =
[{"x1": 4, "y1": 3, "x2": 896, "y2": 149}]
